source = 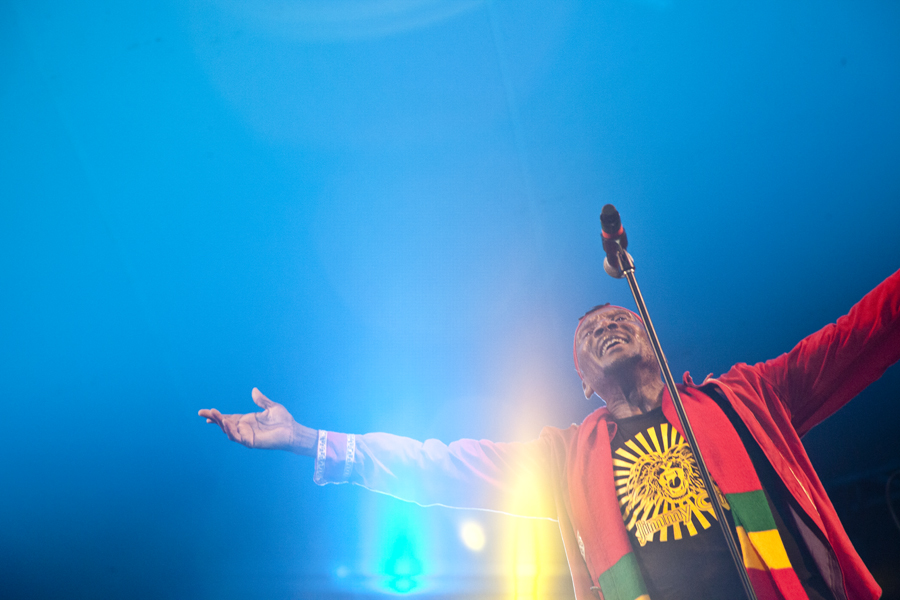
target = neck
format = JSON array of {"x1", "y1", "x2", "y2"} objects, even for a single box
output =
[{"x1": 601, "y1": 368, "x2": 665, "y2": 420}]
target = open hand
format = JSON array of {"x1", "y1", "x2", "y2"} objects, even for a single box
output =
[{"x1": 199, "y1": 388, "x2": 314, "y2": 454}]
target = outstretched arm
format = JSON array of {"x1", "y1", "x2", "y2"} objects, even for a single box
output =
[
  {"x1": 198, "y1": 388, "x2": 318, "y2": 456},
  {"x1": 341, "y1": 431, "x2": 559, "y2": 518},
  {"x1": 199, "y1": 389, "x2": 560, "y2": 518},
  {"x1": 754, "y1": 268, "x2": 900, "y2": 435}
]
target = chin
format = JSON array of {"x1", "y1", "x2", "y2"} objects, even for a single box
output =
[{"x1": 601, "y1": 350, "x2": 641, "y2": 369}]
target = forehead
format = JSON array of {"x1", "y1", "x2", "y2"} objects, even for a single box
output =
[
  {"x1": 582, "y1": 306, "x2": 636, "y2": 322},
  {"x1": 577, "y1": 307, "x2": 639, "y2": 336}
]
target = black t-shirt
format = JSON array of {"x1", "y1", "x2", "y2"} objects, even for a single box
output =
[
  {"x1": 610, "y1": 396, "x2": 834, "y2": 600},
  {"x1": 611, "y1": 406, "x2": 746, "y2": 600}
]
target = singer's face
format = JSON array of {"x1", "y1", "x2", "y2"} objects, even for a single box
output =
[{"x1": 575, "y1": 307, "x2": 654, "y2": 386}]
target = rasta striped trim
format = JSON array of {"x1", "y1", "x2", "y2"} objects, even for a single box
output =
[
  {"x1": 596, "y1": 553, "x2": 649, "y2": 600},
  {"x1": 727, "y1": 490, "x2": 807, "y2": 599},
  {"x1": 728, "y1": 490, "x2": 792, "y2": 571}
]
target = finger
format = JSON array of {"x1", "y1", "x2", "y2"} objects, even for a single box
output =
[
  {"x1": 198, "y1": 409, "x2": 214, "y2": 419},
  {"x1": 218, "y1": 414, "x2": 240, "y2": 442},
  {"x1": 198, "y1": 409, "x2": 241, "y2": 443},
  {"x1": 208, "y1": 408, "x2": 225, "y2": 424},
  {"x1": 251, "y1": 387, "x2": 276, "y2": 410},
  {"x1": 207, "y1": 409, "x2": 235, "y2": 440}
]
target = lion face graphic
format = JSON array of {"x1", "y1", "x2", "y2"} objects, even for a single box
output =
[
  {"x1": 614, "y1": 427, "x2": 729, "y2": 545},
  {"x1": 660, "y1": 464, "x2": 688, "y2": 499},
  {"x1": 623, "y1": 443, "x2": 706, "y2": 515}
]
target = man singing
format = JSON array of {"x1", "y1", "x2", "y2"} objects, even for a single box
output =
[{"x1": 199, "y1": 269, "x2": 900, "y2": 600}]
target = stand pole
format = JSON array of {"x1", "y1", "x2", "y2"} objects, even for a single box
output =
[{"x1": 613, "y1": 247, "x2": 758, "y2": 600}]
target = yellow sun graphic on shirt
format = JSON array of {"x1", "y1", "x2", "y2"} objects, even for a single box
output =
[{"x1": 613, "y1": 423, "x2": 729, "y2": 546}]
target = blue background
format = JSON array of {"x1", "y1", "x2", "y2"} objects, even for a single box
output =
[{"x1": 2, "y1": 0, "x2": 899, "y2": 598}]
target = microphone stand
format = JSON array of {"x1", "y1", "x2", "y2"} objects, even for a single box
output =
[{"x1": 606, "y1": 246, "x2": 758, "y2": 600}]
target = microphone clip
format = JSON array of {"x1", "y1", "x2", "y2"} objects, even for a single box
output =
[{"x1": 603, "y1": 250, "x2": 633, "y2": 279}]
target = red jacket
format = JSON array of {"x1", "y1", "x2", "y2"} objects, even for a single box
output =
[{"x1": 315, "y1": 269, "x2": 900, "y2": 599}]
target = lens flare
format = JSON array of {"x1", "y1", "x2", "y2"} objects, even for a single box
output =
[{"x1": 459, "y1": 520, "x2": 486, "y2": 551}]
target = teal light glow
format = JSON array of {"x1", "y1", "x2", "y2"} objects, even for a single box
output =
[
  {"x1": 384, "y1": 533, "x2": 422, "y2": 593},
  {"x1": 378, "y1": 524, "x2": 426, "y2": 594},
  {"x1": 356, "y1": 494, "x2": 435, "y2": 596},
  {"x1": 380, "y1": 531, "x2": 421, "y2": 593}
]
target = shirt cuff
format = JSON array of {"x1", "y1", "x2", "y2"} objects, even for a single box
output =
[{"x1": 313, "y1": 430, "x2": 357, "y2": 485}]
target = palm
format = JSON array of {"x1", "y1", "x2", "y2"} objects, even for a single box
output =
[{"x1": 199, "y1": 388, "x2": 296, "y2": 451}]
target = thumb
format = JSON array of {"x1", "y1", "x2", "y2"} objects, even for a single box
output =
[{"x1": 251, "y1": 387, "x2": 275, "y2": 410}]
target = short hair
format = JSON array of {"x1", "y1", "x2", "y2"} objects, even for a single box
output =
[{"x1": 578, "y1": 303, "x2": 612, "y2": 321}]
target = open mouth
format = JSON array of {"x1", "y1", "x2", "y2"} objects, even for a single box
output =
[{"x1": 601, "y1": 337, "x2": 627, "y2": 355}]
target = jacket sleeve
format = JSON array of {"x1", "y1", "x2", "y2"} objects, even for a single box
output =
[
  {"x1": 310, "y1": 428, "x2": 559, "y2": 519},
  {"x1": 752, "y1": 268, "x2": 900, "y2": 436}
]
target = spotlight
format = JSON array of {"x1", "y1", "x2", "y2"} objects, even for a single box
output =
[{"x1": 459, "y1": 520, "x2": 486, "y2": 552}]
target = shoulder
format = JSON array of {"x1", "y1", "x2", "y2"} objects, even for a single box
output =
[{"x1": 538, "y1": 405, "x2": 613, "y2": 457}]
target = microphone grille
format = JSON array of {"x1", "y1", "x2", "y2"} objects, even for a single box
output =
[{"x1": 600, "y1": 204, "x2": 621, "y2": 235}]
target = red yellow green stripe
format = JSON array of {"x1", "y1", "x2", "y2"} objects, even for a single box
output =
[
  {"x1": 597, "y1": 553, "x2": 649, "y2": 600},
  {"x1": 727, "y1": 490, "x2": 777, "y2": 532}
]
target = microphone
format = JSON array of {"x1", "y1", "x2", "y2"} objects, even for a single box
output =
[{"x1": 600, "y1": 204, "x2": 628, "y2": 278}]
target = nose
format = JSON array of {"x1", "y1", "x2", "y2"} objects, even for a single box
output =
[{"x1": 592, "y1": 321, "x2": 618, "y2": 336}]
